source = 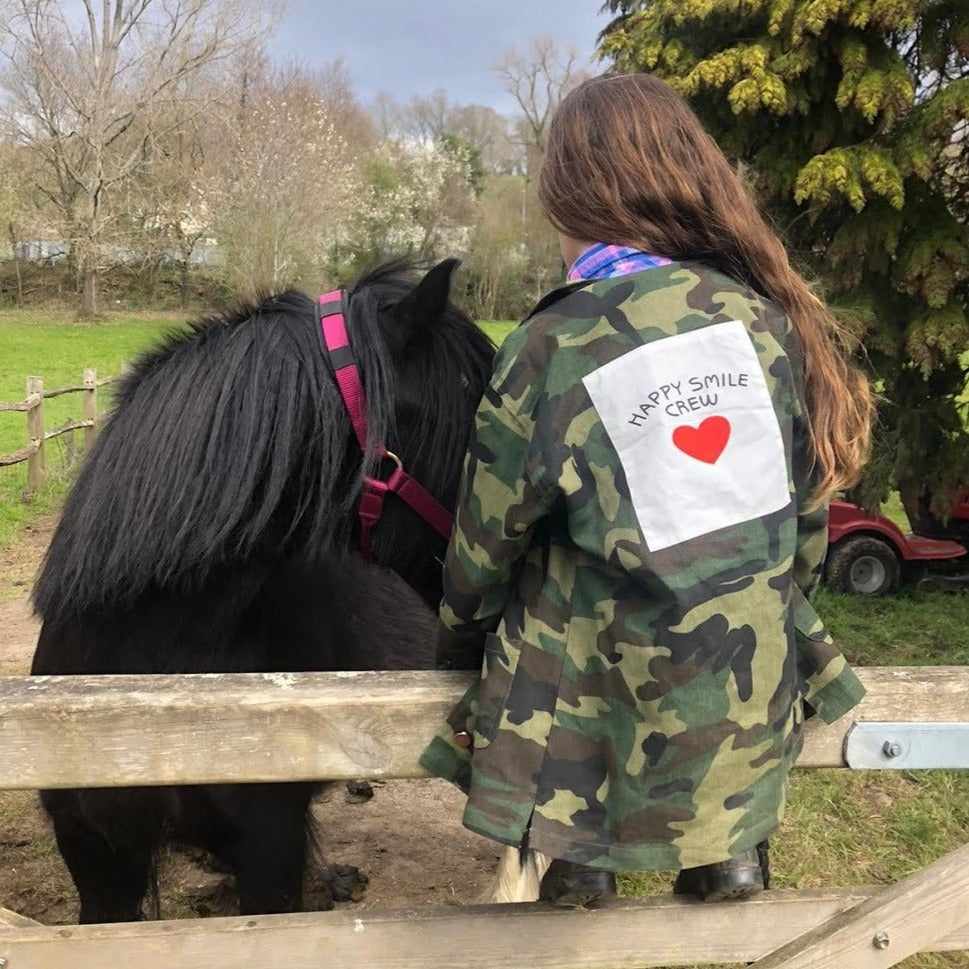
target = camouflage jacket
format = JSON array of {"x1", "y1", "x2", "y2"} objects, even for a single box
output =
[{"x1": 419, "y1": 262, "x2": 865, "y2": 872}]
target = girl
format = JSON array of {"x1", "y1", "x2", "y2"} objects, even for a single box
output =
[{"x1": 421, "y1": 73, "x2": 873, "y2": 906}]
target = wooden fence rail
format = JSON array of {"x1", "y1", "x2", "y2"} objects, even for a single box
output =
[
  {"x1": 0, "y1": 370, "x2": 115, "y2": 488},
  {"x1": 0, "y1": 666, "x2": 966, "y2": 969},
  {"x1": 1, "y1": 887, "x2": 968, "y2": 969},
  {"x1": 0, "y1": 666, "x2": 964, "y2": 789}
]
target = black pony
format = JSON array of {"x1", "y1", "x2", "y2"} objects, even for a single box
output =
[{"x1": 30, "y1": 259, "x2": 495, "y2": 923}]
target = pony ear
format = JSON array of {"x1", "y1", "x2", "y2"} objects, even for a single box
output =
[{"x1": 394, "y1": 259, "x2": 461, "y2": 331}]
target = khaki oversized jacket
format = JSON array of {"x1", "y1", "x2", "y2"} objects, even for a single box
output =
[{"x1": 419, "y1": 262, "x2": 865, "y2": 871}]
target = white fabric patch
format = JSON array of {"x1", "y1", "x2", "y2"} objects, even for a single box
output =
[{"x1": 582, "y1": 320, "x2": 790, "y2": 551}]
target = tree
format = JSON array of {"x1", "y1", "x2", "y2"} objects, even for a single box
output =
[
  {"x1": 131, "y1": 60, "x2": 375, "y2": 305},
  {"x1": 213, "y1": 69, "x2": 360, "y2": 301},
  {"x1": 0, "y1": 137, "x2": 38, "y2": 304},
  {"x1": 493, "y1": 36, "x2": 590, "y2": 304},
  {"x1": 446, "y1": 103, "x2": 522, "y2": 176},
  {"x1": 600, "y1": 0, "x2": 969, "y2": 518},
  {"x1": 339, "y1": 138, "x2": 474, "y2": 271},
  {"x1": 124, "y1": 96, "x2": 219, "y2": 307},
  {"x1": 0, "y1": 0, "x2": 279, "y2": 316},
  {"x1": 393, "y1": 88, "x2": 452, "y2": 144},
  {"x1": 493, "y1": 36, "x2": 585, "y2": 166},
  {"x1": 311, "y1": 57, "x2": 377, "y2": 152},
  {"x1": 463, "y1": 174, "x2": 530, "y2": 321},
  {"x1": 372, "y1": 90, "x2": 521, "y2": 176}
]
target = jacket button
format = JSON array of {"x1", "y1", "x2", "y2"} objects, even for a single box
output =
[{"x1": 453, "y1": 731, "x2": 473, "y2": 749}]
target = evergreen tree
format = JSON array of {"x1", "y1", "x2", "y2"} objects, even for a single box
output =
[{"x1": 600, "y1": 0, "x2": 969, "y2": 521}]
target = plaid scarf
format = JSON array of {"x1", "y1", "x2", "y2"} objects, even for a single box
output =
[{"x1": 567, "y1": 243, "x2": 672, "y2": 281}]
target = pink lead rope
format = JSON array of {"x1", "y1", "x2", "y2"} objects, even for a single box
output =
[{"x1": 317, "y1": 290, "x2": 455, "y2": 559}]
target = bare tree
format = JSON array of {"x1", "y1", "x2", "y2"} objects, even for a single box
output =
[
  {"x1": 369, "y1": 90, "x2": 400, "y2": 141},
  {"x1": 126, "y1": 88, "x2": 224, "y2": 306},
  {"x1": 493, "y1": 36, "x2": 590, "y2": 302},
  {"x1": 311, "y1": 57, "x2": 377, "y2": 151},
  {"x1": 447, "y1": 103, "x2": 522, "y2": 175},
  {"x1": 0, "y1": 137, "x2": 39, "y2": 304},
  {"x1": 371, "y1": 90, "x2": 522, "y2": 175},
  {"x1": 465, "y1": 174, "x2": 529, "y2": 320},
  {"x1": 397, "y1": 88, "x2": 451, "y2": 144},
  {"x1": 0, "y1": 0, "x2": 280, "y2": 315},
  {"x1": 493, "y1": 36, "x2": 587, "y2": 173}
]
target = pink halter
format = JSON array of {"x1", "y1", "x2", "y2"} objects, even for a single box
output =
[{"x1": 317, "y1": 290, "x2": 454, "y2": 559}]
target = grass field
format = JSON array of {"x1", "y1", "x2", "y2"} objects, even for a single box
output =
[{"x1": 0, "y1": 309, "x2": 190, "y2": 546}]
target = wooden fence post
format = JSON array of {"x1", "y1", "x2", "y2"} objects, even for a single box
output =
[
  {"x1": 25, "y1": 376, "x2": 45, "y2": 491},
  {"x1": 63, "y1": 429, "x2": 76, "y2": 466},
  {"x1": 82, "y1": 368, "x2": 97, "y2": 448}
]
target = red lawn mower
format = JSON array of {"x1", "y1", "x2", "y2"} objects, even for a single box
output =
[{"x1": 825, "y1": 496, "x2": 969, "y2": 596}]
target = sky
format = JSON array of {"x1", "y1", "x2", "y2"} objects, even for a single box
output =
[{"x1": 270, "y1": 1, "x2": 613, "y2": 113}]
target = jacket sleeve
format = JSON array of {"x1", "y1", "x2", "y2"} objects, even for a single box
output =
[
  {"x1": 435, "y1": 334, "x2": 556, "y2": 670},
  {"x1": 790, "y1": 395, "x2": 866, "y2": 723}
]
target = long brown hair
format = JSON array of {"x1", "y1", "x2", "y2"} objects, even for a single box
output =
[{"x1": 539, "y1": 73, "x2": 872, "y2": 504}]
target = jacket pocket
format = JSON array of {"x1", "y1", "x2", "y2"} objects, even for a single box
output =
[{"x1": 472, "y1": 632, "x2": 523, "y2": 749}]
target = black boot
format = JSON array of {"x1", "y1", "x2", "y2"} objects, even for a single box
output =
[
  {"x1": 539, "y1": 859, "x2": 617, "y2": 908},
  {"x1": 673, "y1": 842, "x2": 767, "y2": 902}
]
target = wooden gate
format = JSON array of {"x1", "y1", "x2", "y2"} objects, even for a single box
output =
[{"x1": 0, "y1": 666, "x2": 967, "y2": 968}]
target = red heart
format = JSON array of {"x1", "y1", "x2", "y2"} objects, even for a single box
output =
[{"x1": 672, "y1": 416, "x2": 731, "y2": 464}]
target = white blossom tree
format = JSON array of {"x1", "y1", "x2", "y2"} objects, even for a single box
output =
[
  {"x1": 213, "y1": 70, "x2": 361, "y2": 300},
  {"x1": 345, "y1": 137, "x2": 474, "y2": 269}
]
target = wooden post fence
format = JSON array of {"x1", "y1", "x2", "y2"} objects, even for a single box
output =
[
  {"x1": 25, "y1": 376, "x2": 44, "y2": 491},
  {"x1": 82, "y1": 368, "x2": 97, "y2": 450},
  {"x1": 0, "y1": 370, "x2": 116, "y2": 490},
  {"x1": 0, "y1": 665, "x2": 966, "y2": 969}
]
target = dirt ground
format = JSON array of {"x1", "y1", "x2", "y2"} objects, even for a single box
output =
[{"x1": 0, "y1": 519, "x2": 500, "y2": 925}]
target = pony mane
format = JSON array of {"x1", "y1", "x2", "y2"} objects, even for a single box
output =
[
  {"x1": 33, "y1": 260, "x2": 493, "y2": 623},
  {"x1": 346, "y1": 258, "x2": 496, "y2": 503}
]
